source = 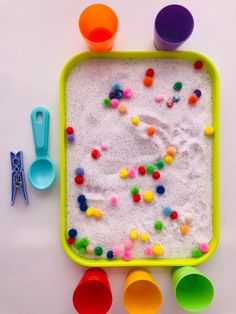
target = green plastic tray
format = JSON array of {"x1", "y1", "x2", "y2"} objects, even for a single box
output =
[{"x1": 60, "y1": 51, "x2": 220, "y2": 267}]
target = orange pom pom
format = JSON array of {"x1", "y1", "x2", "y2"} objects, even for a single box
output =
[
  {"x1": 188, "y1": 94, "x2": 198, "y2": 105},
  {"x1": 146, "y1": 126, "x2": 156, "y2": 136},
  {"x1": 143, "y1": 76, "x2": 153, "y2": 87}
]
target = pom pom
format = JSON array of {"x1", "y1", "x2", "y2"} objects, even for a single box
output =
[
  {"x1": 166, "y1": 146, "x2": 177, "y2": 157},
  {"x1": 143, "y1": 191, "x2": 154, "y2": 203},
  {"x1": 75, "y1": 167, "x2": 85, "y2": 176},
  {"x1": 140, "y1": 233, "x2": 149, "y2": 241},
  {"x1": 124, "y1": 239, "x2": 134, "y2": 250},
  {"x1": 93, "y1": 208, "x2": 104, "y2": 219},
  {"x1": 146, "y1": 68, "x2": 154, "y2": 77},
  {"x1": 67, "y1": 134, "x2": 75, "y2": 142},
  {"x1": 188, "y1": 94, "x2": 198, "y2": 105},
  {"x1": 194, "y1": 60, "x2": 203, "y2": 69},
  {"x1": 123, "y1": 88, "x2": 133, "y2": 99},
  {"x1": 86, "y1": 244, "x2": 94, "y2": 254},
  {"x1": 103, "y1": 97, "x2": 110, "y2": 107},
  {"x1": 110, "y1": 98, "x2": 119, "y2": 108},
  {"x1": 120, "y1": 168, "x2": 128, "y2": 178},
  {"x1": 86, "y1": 207, "x2": 95, "y2": 217},
  {"x1": 154, "y1": 94, "x2": 165, "y2": 103},
  {"x1": 130, "y1": 185, "x2": 139, "y2": 194},
  {"x1": 185, "y1": 213, "x2": 193, "y2": 224},
  {"x1": 199, "y1": 242, "x2": 209, "y2": 253},
  {"x1": 166, "y1": 98, "x2": 174, "y2": 108},
  {"x1": 128, "y1": 167, "x2": 136, "y2": 178},
  {"x1": 146, "y1": 164, "x2": 155, "y2": 174},
  {"x1": 118, "y1": 102, "x2": 127, "y2": 114},
  {"x1": 68, "y1": 228, "x2": 77, "y2": 238},
  {"x1": 112, "y1": 246, "x2": 122, "y2": 257},
  {"x1": 155, "y1": 159, "x2": 165, "y2": 169},
  {"x1": 152, "y1": 244, "x2": 164, "y2": 256},
  {"x1": 163, "y1": 207, "x2": 172, "y2": 216},
  {"x1": 154, "y1": 220, "x2": 163, "y2": 231},
  {"x1": 164, "y1": 155, "x2": 173, "y2": 164},
  {"x1": 144, "y1": 245, "x2": 153, "y2": 256},
  {"x1": 129, "y1": 229, "x2": 138, "y2": 240},
  {"x1": 112, "y1": 81, "x2": 122, "y2": 91},
  {"x1": 109, "y1": 195, "x2": 119, "y2": 206},
  {"x1": 170, "y1": 210, "x2": 178, "y2": 220},
  {"x1": 180, "y1": 224, "x2": 189, "y2": 235},
  {"x1": 106, "y1": 250, "x2": 114, "y2": 259},
  {"x1": 66, "y1": 126, "x2": 74, "y2": 134},
  {"x1": 74, "y1": 175, "x2": 84, "y2": 185},
  {"x1": 138, "y1": 166, "x2": 146, "y2": 175},
  {"x1": 133, "y1": 193, "x2": 141, "y2": 202},
  {"x1": 77, "y1": 194, "x2": 86, "y2": 204},
  {"x1": 192, "y1": 247, "x2": 202, "y2": 257},
  {"x1": 156, "y1": 185, "x2": 165, "y2": 195},
  {"x1": 173, "y1": 81, "x2": 183, "y2": 91},
  {"x1": 131, "y1": 116, "x2": 140, "y2": 125},
  {"x1": 146, "y1": 126, "x2": 156, "y2": 136},
  {"x1": 91, "y1": 149, "x2": 100, "y2": 159},
  {"x1": 123, "y1": 250, "x2": 132, "y2": 261},
  {"x1": 100, "y1": 143, "x2": 108, "y2": 151},
  {"x1": 94, "y1": 246, "x2": 103, "y2": 256},
  {"x1": 204, "y1": 126, "x2": 214, "y2": 136},
  {"x1": 143, "y1": 76, "x2": 153, "y2": 87}
]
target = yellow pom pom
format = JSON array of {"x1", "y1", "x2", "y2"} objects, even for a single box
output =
[
  {"x1": 130, "y1": 229, "x2": 138, "y2": 240},
  {"x1": 120, "y1": 168, "x2": 128, "y2": 178},
  {"x1": 131, "y1": 116, "x2": 140, "y2": 125},
  {"x1": 93, "y1": 208, "x2": 104, "y2": 219},
  {"x1": 86, "y1": 207, "x2": 95, "y2": 217},
  {"x1": 140, "y1": 233, "x2": 149, "y2": 241},
  {"x1": 164, "y1": 155, "x2": 173, "y2": 164},
  {"x1": 166, "y1": 146, "x2": 177, "y2": 157},
  {"x1": 204, "y1": 126, "x2": 214, "y2": 136},
  {"x1": 180, "y1": 224, "x2": 189, "y2": 235},
  {"x1": 152, "y1": 244, "x2": 164, "y2": 256},
  {"x1": 143, "y1": 190, "x2": 154, "y2": 203}
]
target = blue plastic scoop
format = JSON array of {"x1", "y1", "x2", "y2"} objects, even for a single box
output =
[{"x1": 28, "y1": 107, "x2": 56, "y2": 190}]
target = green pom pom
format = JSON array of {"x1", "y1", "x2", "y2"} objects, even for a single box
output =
[
  {"x1": 154, "y1": 220, "x2": 163, "y2": 231},
  {"x1": 192, "y1": 247, "x2": 203, "y2": 258},
  {"x1": 173, "y1": 81, "x2": 183, "y2": 91},
  {"x1": 79, "y1": 246, "x2": 86, "y2": 254},
  {"x1": 103, "y1": 97, "x2": 110, "y2": 106},
  {"x1": 146, "y1": 164, "x2": 155, "y2": 174},
  {"x1": 155, "y1": 159, "x2": 165, "y2": 169},
  {"x1": 81, "y1": 237, "x2": 89, "y2": 247},
  {"x1": 131, "y1": 185, "x2": 139, "y2": 194},
  {"x1": 73, "y1": 239, "x2": 83, "y2": 249},
  {"x1": 94, "y1": 246, "x2": 103, "y2": 256}
]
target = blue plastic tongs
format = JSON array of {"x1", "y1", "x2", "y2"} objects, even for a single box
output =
[{"x1": 10, "y1": 151, "x2": 29, "y2": 206}]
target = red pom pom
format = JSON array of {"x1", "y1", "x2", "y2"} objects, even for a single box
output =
[
  {"x1": 152, "y1": 171, "x2": 160, "y2": 180},
  {"x1": 194, "y1": 60, "x2": 203, "y2": 70},
  {"x1": 74, "y1": 175, "x2": 84, "y2": 185},
  {"x1": 133, "y1": 194, "x2": 141, "y2": 202},
  {"x1": 66, "y1": 126, "x2": 74, "y2": 134},
  {"x1": 68, "y1": 237, "x2": 75, "y2": 244},
  {"x1": 138, "y1": 166, "x2": 146, "y2": 175},
  {"x1": 146, "y1": 68, "x2": 154, "y2": 77},
  {"x1": 170, "y1": 210, "x2": 178, "y2": 220},
  {"x1": 91, "y1": 149, "x2": 100, "y2": 159}
]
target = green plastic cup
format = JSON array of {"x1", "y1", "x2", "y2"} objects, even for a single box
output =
[{"x1": 172, "y1": 266, "x2": 214, "y2": 312}]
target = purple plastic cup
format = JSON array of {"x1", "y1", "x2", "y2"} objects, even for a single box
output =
[{"x1": 154, "y1": 4, "x2": 194, "y2": 50}]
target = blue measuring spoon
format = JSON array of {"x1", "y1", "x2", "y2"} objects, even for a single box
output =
[{"x1": 28, "y1": 107, "x2": 56, "y2": 190}]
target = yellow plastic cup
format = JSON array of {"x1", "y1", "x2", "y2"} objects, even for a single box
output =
[
  {"x1": 123, "y1": 269, "x2": 162, "y2": 314},
  {"x1": 78, "y1": 4, "x2": 118, "y2": 51}
]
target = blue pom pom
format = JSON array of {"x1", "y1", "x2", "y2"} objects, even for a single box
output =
[
  {"x1": 112, "y1": 81, "x2": 122, "y2": 91},
  {"x1": 163, "y1": 207, "x2": 172, "y2": 216},
  {"x1": 77, "y1": 194, "x2": 86, "y2": 204},
  {"x1": 172, "y1": 95, "x2": 180, "y2": 103},
  {"x1": 106, "y1": 250, "x2": 114, "y2": 259},
  {"x1": 156, "y1": 185, "x2": 165, "y2": 195},
  {"x1": 114, "y1": 89, "x2": 123, "y2": 99},
  {"x1": 67, "y1": 134, "x2": 75, "y2": 142},
  {"x1": 75, "y1": 167, "x2": 84, "y2": 176},
  {"x1": 80, "y1": 203, "x2": 88, "y2": 212},
  {"x1": 68, "y1": 228, "x2": 77, "y2": 238}
]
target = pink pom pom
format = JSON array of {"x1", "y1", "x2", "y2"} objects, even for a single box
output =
[
  {"x1": 123, "y1": 88, "x2": 133, "y2": 99},
  {"x1": 166, "y1": 98, "x2": 174, "y2": 108},
  {"x1": 155, "y1": 94, "x2": 165, "y2": 103},
  {"x1": 86, "y1": 245, "x2": 94, "y2": 254},
  {"x1": 123, "y1": 250, "x2": 132, "y2": 261},
  {"x1": 110, "y1": 98, "x2": 119, "y2": 108},
  {"x1": 112, "y1": 246, "x2": 122, "y2": 256},
  {"x1": 199, "y1": 242, "x2": 209, "y2": 253},
  {"x1": 109, "y1": 195, "x2": 119, "y2": 206},
  {"x1": 124, "y1": 239, "x2": 134, "y2": 250},
  {"x1": 144, "y1": 245, "x2": 153, "y2": 256},
  {"x1": 101, "y1": 143, "x2": 108, "y2": 151},
  {"x1": 128, "y1": 167, "x2": 136, "y2": 178}
]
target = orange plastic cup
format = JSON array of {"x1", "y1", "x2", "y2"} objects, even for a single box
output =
[
  {"x1": 73, "y1": 268, "x2": 112, "y2": 314},
  {"x1": 78, "y1": 3, "x2": 118, "y2": 51},
  {"x1": 123, "y1": 269, "x2": 162, "y2": 314}
]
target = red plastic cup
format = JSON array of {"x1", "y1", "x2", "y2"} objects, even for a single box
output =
[{"x1": 73, "y1": 268, "x2": 112, "y2": 314}]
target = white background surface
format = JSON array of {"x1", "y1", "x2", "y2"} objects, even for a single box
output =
[{"x1": 0, "y1": 0, "x2": 236, "y2": 313}]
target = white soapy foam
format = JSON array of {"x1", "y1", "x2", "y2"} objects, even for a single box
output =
[{"x1": 66, "y1": 58, "x2": 212, "y2": 259}]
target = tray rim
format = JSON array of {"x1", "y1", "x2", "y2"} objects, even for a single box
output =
[{"x1": 60, "y1": 50, "x2": 220, "y2": 267}]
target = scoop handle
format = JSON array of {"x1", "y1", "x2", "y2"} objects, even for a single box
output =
[{"x1": 31, "y1": 107, "x2": 50, "y2": 158}]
